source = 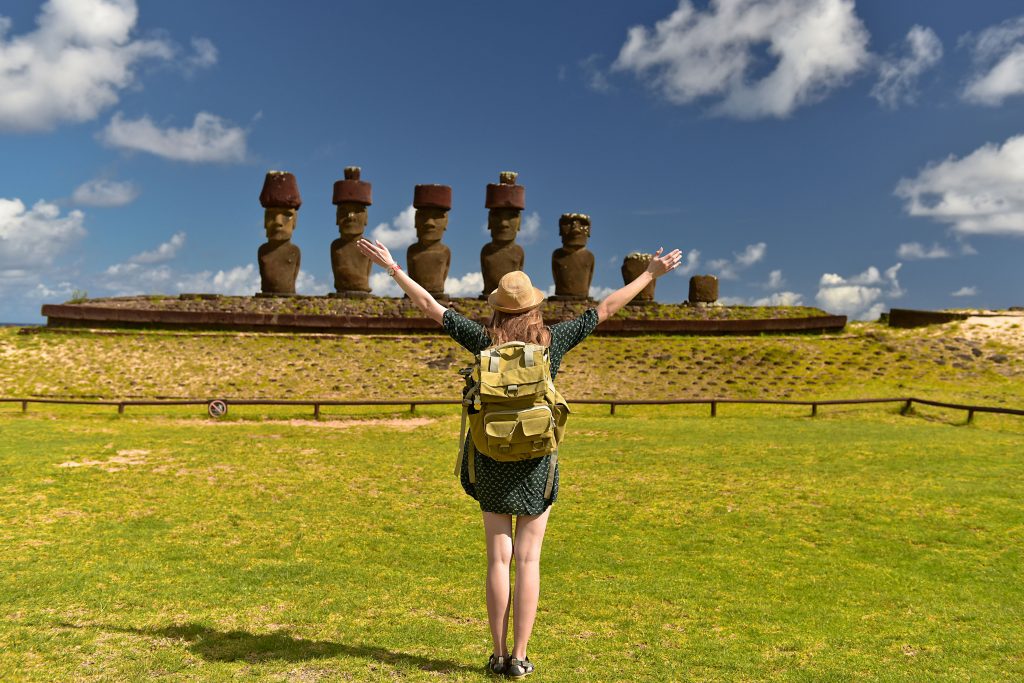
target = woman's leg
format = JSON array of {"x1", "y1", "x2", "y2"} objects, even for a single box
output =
[
  {"x1": 482, "y1": 511, "x2": 514, "y2": 658},
  {"x1": 511, "y1": 505, "x2": 551, "y2": 660}
]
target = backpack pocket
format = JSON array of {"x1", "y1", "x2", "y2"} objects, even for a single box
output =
[{"x1": 481, "y1": 405, "x2": 556, "y2": 461}]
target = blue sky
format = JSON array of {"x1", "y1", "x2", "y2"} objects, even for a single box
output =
[{"x1": 2, "y1": 0, "x2": 1024, "y2": 323}]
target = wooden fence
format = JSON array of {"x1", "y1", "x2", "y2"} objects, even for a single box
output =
[{"x1": 3, "y1": 396, "x2": 1023, "y2": 424}]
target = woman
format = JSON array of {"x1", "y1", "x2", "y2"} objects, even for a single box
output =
[{"x1": 357, "y1": 237, "x2": 682, "y2": 678}]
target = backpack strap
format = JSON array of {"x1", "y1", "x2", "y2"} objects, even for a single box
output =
[{"x1": 543, "y1": 450, "x2": 557, "y2": 500}]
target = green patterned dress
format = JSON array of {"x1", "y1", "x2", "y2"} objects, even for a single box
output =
[{"x1": 442, "y1": 307, "x2": 599, "y2": 515}]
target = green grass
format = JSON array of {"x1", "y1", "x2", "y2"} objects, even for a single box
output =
[
  {"x1": 2, "y1": 322, "x2": 1022, "y2": 406},
  {"x1": 1, "y1": 404, "x2": 1022, "y2": 681}
]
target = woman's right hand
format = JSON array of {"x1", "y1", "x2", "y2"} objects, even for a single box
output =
[
  {"x1": 356, "y1": 238, "x2": 396, "y2": 269},
  {"x1": 645, "y1": 247, "x2": 684, "y2": 278}
]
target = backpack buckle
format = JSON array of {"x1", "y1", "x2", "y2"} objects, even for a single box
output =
[{"x1": 507, "y1": 384, "x2": 519, "y2": 397}]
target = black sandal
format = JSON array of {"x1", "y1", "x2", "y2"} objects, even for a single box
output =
[
  {"x1": 487, "y1": 653, "x2": 508, "y2": 676},
  {"x1": 506, "y1": 656, "x2": 535, "y2": 679}
]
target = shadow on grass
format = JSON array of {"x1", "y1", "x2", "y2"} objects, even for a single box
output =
[{"x1": 56, "y1": 620, "x2": 478, "y2": 674}]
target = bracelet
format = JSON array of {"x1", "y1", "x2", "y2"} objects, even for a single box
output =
[{"x1": 387, "y1": 262, "x2": 402, "y2": 277}]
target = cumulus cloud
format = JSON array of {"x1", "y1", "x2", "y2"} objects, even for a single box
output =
[
  {"x1": 753, "y1": 290, "x2": 803, "y2": 306},
  {"x1": 71, "y1": 178, "x2": 139, "y2": 207},
  {"x1": 369, "y1": 271, "x2": 402, "y2": 297},
  {"x1": 961, "y1": 16, "x2": 1024, "y2": 106},
  {"x1": 707, "y1": 242, "x2": 766, "y2": 279},
  {"x1": 445, "y1": 271, "x2": 484, "y2": 298},
  {"x1": 100, "y1": 111, "x2": 247, "y2": 163},
  {"x1": 99, "y1": 258, "x2": 329, "y2": 297},
  {"x1": 951, "y1": 286, "x2": 977, "y2": 297},
  {"x1": 186, "y1": 37, "x2": 217, "y2": 71},
  {"x1": 128, "y1": 231, "x2": 185, "y2": 264},
  {"x1": 0, "y1": 198, "x2": 86, "y2": 271},
  {"x1": 815, "y1": 263, "x2": 902, "y2": 320},
  {"x1": 589, "y1": 285, "x2": 618, "y2": 299},
  {"x1": 894, "y1": 133, "x2": 1024, "y2": 236},
  {"x1": 369, "y1": 205, "x2": 416, "y2": 250},
  {"x1": 519, "y1": 212, "x2": 541, "y2": 244},
  {"x1": 762, "y1": 269, "x2": 785, "y2": 289},
  {"x1": 612, "y1": 0, "x2": 870, "y2": 119},
  {"x1": 673, "y1": 249, "x2": 701, "y2": 276},
  {"x1": 871, "y1": 25, "x2": 942, "y2": 108},
  {"x1": 0, "y1": 0, "x2": 174, "y2": 131},
  {"x1": 897, "y1": 242, "x2": 950, "y2": 260}
]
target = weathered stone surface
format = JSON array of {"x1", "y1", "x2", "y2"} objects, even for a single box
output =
[
  {"x1": 622, "y1": 253, "x2": 655, "y2": 304},
  {"x1": 258, "y1": 171, "x2": 302, "y2": 295},
  {"x1": 689, "y1": 275, "x2": 719, "y2": 303},
  {"x1": 888, "y1": 308, "x2": 969, "y2": 328},
  {"x1": 408, "y1": 185, "x2": 452, "y2": 296},
  {"x1": 552, "y1": 213, "x2": 594, "y2": 299},
  {"x1": 331, "y1": 167, "x2": 373, "y2": 294},
  {"x1": 480, "y1": 172, "x2": 525, "y2": 297}
]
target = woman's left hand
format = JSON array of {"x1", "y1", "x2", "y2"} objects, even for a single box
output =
[
  {"x1": 645, "y1": 247, "x2": 684, "y2": 278},
  {"x1": 356, "y1": 238, "x2": 396, "y2": 269}
]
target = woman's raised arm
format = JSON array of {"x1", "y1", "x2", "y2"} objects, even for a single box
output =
[
  {"x1": 356, "y1": 238, "x2": 447, "y2": 324},
  {"x1": 596, "y1": 247, "x2": 683, "y2": 323}
]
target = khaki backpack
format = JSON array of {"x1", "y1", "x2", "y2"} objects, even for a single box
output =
[{"x1": 455, "y1": 341, "x2": 569, "y2": 500}]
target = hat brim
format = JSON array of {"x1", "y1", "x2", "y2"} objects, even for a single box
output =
[{"x1": 488, "y1": 287, "x2": 546, "y2": 314}]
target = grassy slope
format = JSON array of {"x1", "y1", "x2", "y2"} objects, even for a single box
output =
[
  {"x1": 0, "y1": 405, "x2": 1021, "y2": 681},
  {"x1": 1, "y1": 321, "x2": 1021, "y2": 406}
]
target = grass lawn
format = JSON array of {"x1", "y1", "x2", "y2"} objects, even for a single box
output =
[{"x1": 1, "y1": 404, "x2": 1022, "y2": 681}]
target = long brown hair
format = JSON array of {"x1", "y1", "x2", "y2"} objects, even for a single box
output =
[{"x1": 487, "y1": 308, "x2": 551, "y2": 347}]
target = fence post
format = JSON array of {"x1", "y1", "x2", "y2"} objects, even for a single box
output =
[
  {"x1": 118, "y1": 403, "x2": 125, "y2": 415},
  {"x1": 610, "y1": 403, "x2": 616, "y2": 416},
  {"x1": 711, "y1": 401, "x2": 717, "y2": 417},
  {"x1": 409, "y1": 403, "x2": 416, "y2": 414},
  {"x1": 811, "y1": 403, "x2": 818, "y2": 417},
  {"x1": 314, "y1": 403, "x2": 320, "y2": 419},
  {"x1": 967, "y1": 409, "x2": 974, "y2": 424},
  {"x1": 900, "y1": 400, "x2": 912, "y2": 416},
  {"x1": 21, "y1": 400, "x2": 27, "y2": 413}
]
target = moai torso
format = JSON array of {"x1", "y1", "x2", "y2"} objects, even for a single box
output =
[
  {"x1": 331, "y1": 236, "x2": 372, "y2": 293},
  {"x1": 408, "y1": 241, "x2": 450, "y2": 295},
  {"x1": 552, "y1": 247, "x2": 594, "y2": 298},
  {"x1": 258, "y1": 241, "x2": 301, "y2": 294},
  {"x1": 481, "y1": 241, "x2": 525, "y2": 296}
]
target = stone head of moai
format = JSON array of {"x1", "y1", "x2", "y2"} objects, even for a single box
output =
[
  {"x1": 259, "y1": 171, "x2": 302, "y2": 242},
  {"x1": 486, "y1": 171, "x2": 525, "y2": 243},
  {"x1": 622, "y1": 252, "x2": 656, "y2": 304},
  {"x1": 333, "y1": 167, "x2": 372, "y2": 238},
  {"x1": 559, "y1": 213, "x2": 591, "y2": 249},
  {"x1": 414, "y1": 184, "x2": 451, "y2": 245}
]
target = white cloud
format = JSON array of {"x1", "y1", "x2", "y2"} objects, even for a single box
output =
[
  {"x1": 186, "y1": 37, "x2": 217, "y2": 71},
  {"x1": 612, "y1": 0, "x2": 870, "y2": 119},
  {"x1": 753, "y1": 290, "x2": 803, "y2": 306},
  {"x1": 71, "y1": 178, "x2": 140, "y2": 207},
  {"x1": 707, "y1": 242, "x2": 765, "y2": 279},
  {"x1": 763, "y1": 269, "x2": 785, "y2": 289},
  {"x1": 519, "y1": 212, "x2": 541, "y2": 244},
  {"x1": 589, "y1": 285, "x2": 618, "y2": 299},
  {"x1": 0, "y1": 0, "x2": 174, "y2": 132},
  {"x1": 961, "y1": 16, "x2": 1024, "y2": 106},
  {"x1": 815, "y1": 263, "x2": 902, "y2": 320},
  {"x1": 128, "y1": 231, "x2": 185, "y2": 264},
  {"x1": 579, "y1": 54, "x2": 612, "y2": 93},
  {"x1": 369, "y1": 271, "x2": 402, "y2": 297},
  {"x1": 295, "y1": 270, "x2": 330, "y2": 296},
  {"x1": 99, "y1": 259, "x2": 329, "y2": 297},
  {"x1": 960, "y1": 242, "x2": 978, "y2": 256},
  {"x1": 674, "y1": 249, "x2": 701, "y2": 276},
  {"x1": 0, "y1": 198, "x2": 86, "y2": 270},
  {"x1": 897, "y1": 242, "x2": 950, "y2": 260},
  {"x1": 100, "y1": 111, "x2": 247, "y2": 163},
  {"x1": 369, "y1": 205, "x2": 416, "y2": 250},
  {"x1": 951, "y1": 286, "x2": 978, "y2": 297},
  {"x1": 894, "y1": 133, "x2": 1024, "y2": 236},
  {"x1": 444, "y1": 271, "x2": 484, "y2": 297},
  {"x1": 871, "y1": 25, "x2": 942, "y2": 108}
]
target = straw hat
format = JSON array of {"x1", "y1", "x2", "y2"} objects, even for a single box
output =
[{"x1": 488, "y1": 271, "x2": 546, "y2": 313}]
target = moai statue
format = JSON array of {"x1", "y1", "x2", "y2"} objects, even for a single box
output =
[
  {"x1": 480, "y1": 171, "x2": 525, "y2": 298},
  {"x1": 621, "y1": 252, "x2": 656, "y2": 305},
  {"x1": 551, "y1": 213, "x2": 595, "y2": 300},
  {"x1": 407, "y1": 184, "x2": 452, "y2": 299},
  {"x1": 329, "y1": 167, "x2": 373, "y2": 298},
  {"x1": 257, "y1": 171, "x2": 302, "y2": 296},
  {"x1": 689, "y1": 275, "x2": 719, "y2": 306}
]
